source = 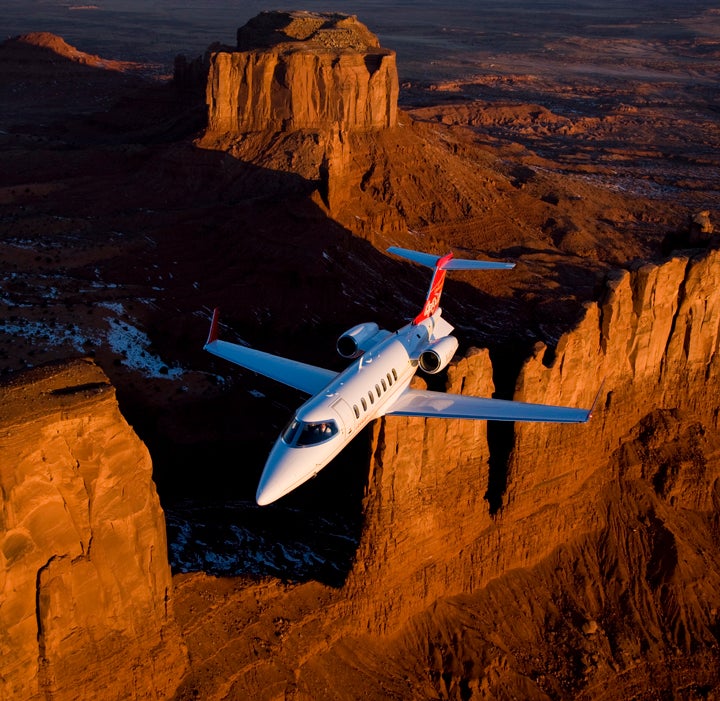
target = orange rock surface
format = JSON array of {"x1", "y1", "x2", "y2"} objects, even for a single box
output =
[
  {"x1": 173, "y1": 249, "x2": 720, "y2": 700},
  {"x1": 1, "y1": 9, "x2": 719, "y2": 699},
  {"x1": 205, "y1": 12, "x2": 398, "y2": 136},
  {"x1": 0, "y1": 360, "x2": 187, "y2": 701}
]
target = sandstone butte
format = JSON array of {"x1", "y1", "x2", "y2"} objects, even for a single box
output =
[
  {"x1": 204, "y1": 11, "x2": 398, "y2": 136},
  {"x1": 196, "y1": 11, "x2": 403, "y2": 233},
  {"x1": 2, "y1": 11, "x2": 720, "y2": 701}
]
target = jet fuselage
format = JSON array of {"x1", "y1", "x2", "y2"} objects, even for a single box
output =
[{"x1": 256, "y1": 316, "x2": 435, "y2": 504}]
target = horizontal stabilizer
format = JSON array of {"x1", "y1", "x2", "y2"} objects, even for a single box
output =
[
  {"x1": 387, "y1": 389, "x2": 591, "y2": 423},
  {"x1": 388, "y1": 246, "x2": 515, "y2": 270}
]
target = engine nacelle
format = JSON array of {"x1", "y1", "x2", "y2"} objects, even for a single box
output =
[
  {"x1": 337, "y1": 322, "x2": 389, "y2": 359},
  {"x1": 418, "y1": 335, "x2": 459, "y2": 374}
]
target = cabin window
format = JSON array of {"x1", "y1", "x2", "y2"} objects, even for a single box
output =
[
  {"x1": 361, "y1": 397, "x2": 367, "y2": 411},
  {"x1": 368, "y1": 391, "x2": 374, "y2": 404},
  {"x1": 381, "y1": 378, "x2": 387, "y2": 392},
  {"x1": 392, "y1": 368, "x2": 398, "y2": 381},
  {"x1": 353, "y1": 405, "x2": 360, "y2": 419},
  {"x1": 387, "y1": 372, "x2": 393, "y2": 386},
  {"x1": 375, "y1": 383, "x2": 381, "y2": 396}
]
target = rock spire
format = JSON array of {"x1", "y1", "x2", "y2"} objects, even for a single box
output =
[{"x1": 0, "y1": 359, "x2": 187, "y2": 701}]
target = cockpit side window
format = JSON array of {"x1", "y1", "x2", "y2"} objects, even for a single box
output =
[
  {"x1": 283, "y1": 418, "x2": 338, "y2": 447},
  {"x1": 282, "y1": 419, "x2": 301, "y2": 445}
]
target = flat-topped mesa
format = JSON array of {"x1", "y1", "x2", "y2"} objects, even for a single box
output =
[{"x1": 205, "y1": 11, "x2": 399, "y2": 135}]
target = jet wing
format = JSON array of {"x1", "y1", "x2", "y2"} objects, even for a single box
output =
[
  {"x1": 387, "y1": 389, "x2": 591, "y2": 423},
  {"x1": 205, "y1": 339, "x2": 336, "y2": 395}
]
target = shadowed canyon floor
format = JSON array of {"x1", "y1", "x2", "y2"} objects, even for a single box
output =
[{"x1": 1, "y1": 5, "x2": 720, "y2": 699}]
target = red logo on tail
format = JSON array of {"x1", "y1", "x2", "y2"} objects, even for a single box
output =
[{"x1": 413, "y1": 253, "x2": 453, "y2": 324}]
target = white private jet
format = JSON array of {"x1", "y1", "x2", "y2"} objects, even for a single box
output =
[{"x1": 205, "y1": 246, "x2": 594, "y2": 505}]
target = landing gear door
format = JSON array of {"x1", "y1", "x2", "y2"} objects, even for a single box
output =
[{"x1": 331, "y1": 398, "x2": 355, "y2": 436}]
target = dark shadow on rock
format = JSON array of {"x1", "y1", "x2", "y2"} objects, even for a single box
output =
[
  {"x1": 109, "y1": 148, "x2": 399, "y2": 587},
  {"x1": 0, "y1": 34, "x2": 207, "y2": 145},
  {"x1": 0, "y1": 32, "x2": 620, "y2": 587},
  {"x1": 0, "y1": 34, "x2": 392, "y2": 588}
]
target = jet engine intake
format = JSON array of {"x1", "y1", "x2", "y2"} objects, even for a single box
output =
[
  {"x1": 418, "y1": 336, "x2": 459, "y2": 374},
  {"x1": 337, "y1": 322, "x2": 390, "y2": 358}
]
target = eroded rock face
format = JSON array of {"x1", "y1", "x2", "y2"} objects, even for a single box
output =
[
  {"x1": 0, "y1": 359, "x2": 187, "y2": 701},
  {"x1": 346, "y1": 349, "x2": 497, "y2": 628},
  {"x1": 172, "y1": 250, "x2": 720, "y2": 699},
  {"x1": 348, "y1": 248, "x2": 720, "y2": 654},
  {"x1": 205, "y1": 11, "x2": 398, "y2": 136}
]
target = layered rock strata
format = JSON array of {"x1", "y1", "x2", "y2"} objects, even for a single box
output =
[
  {"x1": 205, "y1": 11, "x2": 398, "y2": 136},
  {"x1": 0, "y1": 359, "x2": 186, "y2": 701},
  {"x1": 198, "y1": 11, "x2": 402, "y2": 228}
]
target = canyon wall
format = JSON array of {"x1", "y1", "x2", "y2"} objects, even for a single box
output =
[
  {"x1": 174, "y1": 248, "x2": 720, "y2": 699},
  {"x1": 345, "y1": 248, "x2": 720, "y2": 642},
  {"x1": 0, "y1": 359, "x2": 187, "y2": 701}
]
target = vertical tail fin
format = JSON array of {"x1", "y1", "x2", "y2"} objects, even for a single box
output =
[
  {"x1": 387, "y1": 246, "x2": 515, "y2": 325},
  {"x1": 414, "y1": 252, "x2": 453, "y2": 324}
]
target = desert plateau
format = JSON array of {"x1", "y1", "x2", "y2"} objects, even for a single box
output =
[{"x1": 1, "y1": 2, "x2": 720, "y2": 700}]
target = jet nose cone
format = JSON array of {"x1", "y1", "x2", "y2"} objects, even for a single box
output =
[
  {"x1": 255, "y1": 483, "x2": 278, "y2": 507},
  {"x1": 255, "y1": 444, "x2": 315, "y2": 506}
]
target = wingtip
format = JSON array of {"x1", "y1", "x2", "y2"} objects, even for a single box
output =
[
  {"x1": 205, "y1": 307, "x2": 220, "y2": 346},
  {"x1": 586, "y1": 379, "x2": 606, "y2": 421}
]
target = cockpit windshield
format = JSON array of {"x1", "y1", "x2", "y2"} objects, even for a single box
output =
[{"x1": 282, "y1": 418, "x2": 339, "y2": 447}]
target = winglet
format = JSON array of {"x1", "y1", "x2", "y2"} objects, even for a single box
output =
[
  {"x1": 205, "y1": 307, "x2": 220, "y2": 347},
  {"x1": 587, "y1": 379, "x2": 606, "y2": 420}
]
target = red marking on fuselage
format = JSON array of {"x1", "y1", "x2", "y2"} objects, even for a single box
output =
[{"x1": 413, "y1": 252, "x2": 454, "y2": 324}]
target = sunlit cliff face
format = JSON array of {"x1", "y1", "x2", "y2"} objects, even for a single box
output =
[
  {"x1": 206, "y1": 11, "x2": 398, "y2": 135},
  {"x1": 1, "y1": 3, "x2": 719, "y2": 698},
  {"x1": 0, "y1": 360, "x2": 187, "y2": 701},
  {"x1": 171, "y1": 249, "x2": 720, "y2": 700}
]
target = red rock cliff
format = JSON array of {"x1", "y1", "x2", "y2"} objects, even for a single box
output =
[
  {"x1": 350, "y1": 249, "x2": 720, "y2": 608},
  {"x1": 205, "y1": 11, "x2": 398, "y2": 136},
  {"x1": 335, "y1": 249, "x2": 720, "y2": 694},
  {"x1": 174, "y1": 249, "x2": 720, "y2": 699},
  {"x1": 0, "y1": 360, "x2": 187, "y2": 701}
]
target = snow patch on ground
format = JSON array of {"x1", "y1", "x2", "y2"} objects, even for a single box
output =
[
  {"x1": 0, "y1": 306, "x2": 184, "y2": 379},
  {"x1": 1, "y1": 319, "x2": 92, "y2": 352},
  {"x1": 165, "y1": 500, "x2": 359, "y2": 583},
  {"x1": 105, "y1": 317, "x2": 183, "y2": 378}
]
